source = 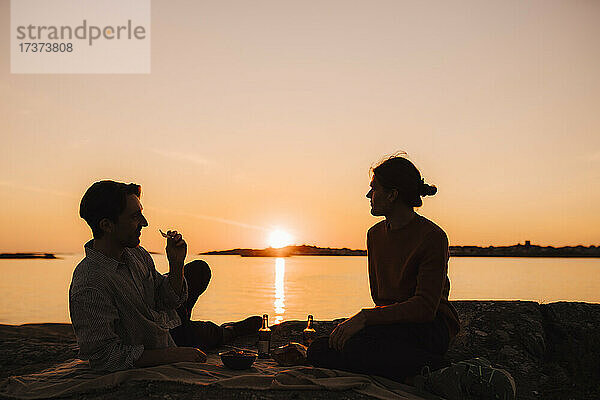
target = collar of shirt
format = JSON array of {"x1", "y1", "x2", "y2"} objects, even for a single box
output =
[
  {"x1": 83, "y1": 240, "x2": 128, "y2": 271},
  {"x1": 385, "y1": 213, "x2": 420, "y2": 232}
]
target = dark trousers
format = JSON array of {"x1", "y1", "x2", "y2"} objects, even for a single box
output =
[
  {"x1": 169, "y1": 260, "x2": 224, "y2": 351},
  {"x1": 306, "y1": 313, "x2": 450, "y2": 382}
]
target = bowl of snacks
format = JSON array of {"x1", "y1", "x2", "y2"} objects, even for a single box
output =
[{"x1": 219, "y1": 349, "x2": 257, "y2": 370}]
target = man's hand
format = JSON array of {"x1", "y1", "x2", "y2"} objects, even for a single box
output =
[
  {"x1": 329, "y1": 311, "x2": 367, "y2": 352},
  {"x1": 165, "y1": 230, "x2": 186, "y2": 295},
  {"x1": 135, "y1": 346, "x2": 206, "y2": 367},
  {"x1": 165, "y1": 230, "x2": 187, "y2": 268},
  {"x1": 169, "y1": 347, "x2": 207, "y2": 363}
]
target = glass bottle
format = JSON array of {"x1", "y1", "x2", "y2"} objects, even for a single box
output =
[
  {"x1": 302, "y1": 314, "x2": 317, "y2": 346},
  {"x1": 258, "y1": 314, "x2": 271, "y2": 358}
]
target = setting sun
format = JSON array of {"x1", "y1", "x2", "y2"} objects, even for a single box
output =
[{"x1": 267, "y1": 229, "x2": 294, "y2": 248}]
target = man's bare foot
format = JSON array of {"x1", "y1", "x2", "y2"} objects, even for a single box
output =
[
  {"x1": 222, "y1": 316, "x2": 263, "y2": 338},
  {"x1": 222, "y1": 326, "x2": 235, "y2": 344}
]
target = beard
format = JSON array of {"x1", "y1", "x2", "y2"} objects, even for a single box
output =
[{"x1": 121, "y1": 231, "x2": 141, "y2": 248}]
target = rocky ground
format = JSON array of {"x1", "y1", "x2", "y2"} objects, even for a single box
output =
[{"x1": 1, "y1": 301, "x2": 599, "y2": 399}]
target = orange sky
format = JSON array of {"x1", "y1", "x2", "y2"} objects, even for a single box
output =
[{"x1": 1, "y1": 0, "x2": 599, "y2": 254}]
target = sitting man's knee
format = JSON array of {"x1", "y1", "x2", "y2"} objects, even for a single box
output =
[{"x1": 184, "y1": 260, "x2": 211, "y2": 283}]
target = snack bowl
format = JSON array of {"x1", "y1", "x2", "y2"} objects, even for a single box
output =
[{"x1": 219, "y1": 349, "x2": 257, "y2": 370}]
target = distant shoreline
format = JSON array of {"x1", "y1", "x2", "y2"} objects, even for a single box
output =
[
  {"x1": 2, "y1": 242, "x2": 599, "y2": 259},
  {"x1": 0, "y1": 253, "x2": 58, "y2": 260},
  {"x1": 201, "y1": 243, "x2": 600, "y2": 258}
]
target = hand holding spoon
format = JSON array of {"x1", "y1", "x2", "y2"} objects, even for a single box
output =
[{"x1": 159, "y1": 229, "x2": 170, "y2": 238}]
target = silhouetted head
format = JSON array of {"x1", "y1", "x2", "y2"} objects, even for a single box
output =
[
  {"x1": 80, "y1": 181, "x2": 147, "y2": 246},
  {"x1": 366, "y1": 155, "x2": 437, "y2": 215}
]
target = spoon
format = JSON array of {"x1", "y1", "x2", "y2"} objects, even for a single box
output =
[{"x1": 159, "y1": 229, "x2": 174, "y2": 238}]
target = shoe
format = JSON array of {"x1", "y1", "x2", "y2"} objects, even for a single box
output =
[
  {"x1": 415, "y1": 357, "x2": 516, "y2": 400},
  {"x1": 222, "y1": 316, "x2": 263, "y2": 337}
]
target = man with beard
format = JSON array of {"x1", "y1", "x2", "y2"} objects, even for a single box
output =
[{"x1": 70, "y1": 180, "x2": 260, "y2": 371}]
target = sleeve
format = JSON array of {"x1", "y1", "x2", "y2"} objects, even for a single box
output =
[
  {"x1": 69, "y1": 288, "x2": 144, "y2": 371},
  {"x1": 153, "y1": 267, "x2": 188, "y2": 311},
  {"x1": 361, "y1": 230, "x2": 449, "y2": 325},
  {"x1": 366, "y1": 229, "x2": 379, "y2": 303},
  {"x1": 139, "y1": 248, "x2": 188, "y2": 311}
]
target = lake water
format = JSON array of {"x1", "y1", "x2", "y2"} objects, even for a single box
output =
[{"x1": 1, "y1": 254, "x2": 599, "y2": 325}]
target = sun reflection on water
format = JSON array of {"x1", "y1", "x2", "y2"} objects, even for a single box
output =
[{"x1": 273, "y1": 258, "x2": 285, "y2": 324}]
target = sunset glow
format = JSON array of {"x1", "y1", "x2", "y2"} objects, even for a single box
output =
[
  {"x1": 3, "y1": 6, "x2": 600, "y2": 397},
  {"x1": 273, "y1": 258, "x2": 286, "y2": 325},
  {"x1": 267, "y1": 229, "x2": 294, "y2": 249},
  {"x1": 0, "y1": 1, "x2": 599, "y2": 254}
]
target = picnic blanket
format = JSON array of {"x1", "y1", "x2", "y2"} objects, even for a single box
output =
[{"x1": 0, "y1": 353, "x2": 439, "y2": 399}]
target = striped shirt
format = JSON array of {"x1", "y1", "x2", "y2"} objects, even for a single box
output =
[{"x1": 69, "y1": 240, "x2": 187, "y2": 371}]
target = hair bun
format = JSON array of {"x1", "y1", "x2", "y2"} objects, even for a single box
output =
[{"x1": 420, "y1": 179, "x2": 437, "y2": 197}]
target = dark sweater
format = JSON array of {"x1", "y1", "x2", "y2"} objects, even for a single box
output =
[{"x1": 361, "y1": 214, "x2": 460, "y2": 340}]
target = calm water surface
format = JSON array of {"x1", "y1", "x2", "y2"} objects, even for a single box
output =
[{"x1": 1, "y1": 254, "x2": 599, "y2": 325}]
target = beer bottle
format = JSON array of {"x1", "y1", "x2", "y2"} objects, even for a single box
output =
[
  {"x1": 258, "y1": 314, "x2": 271, "y2": 358},
  {"x1": 302, "y1": 314, "x2": 317, "y2": 346}
]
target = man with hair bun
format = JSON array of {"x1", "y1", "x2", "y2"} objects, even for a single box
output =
[{"x1": 307, "y1": 155, "x2": 516, "y2": 400}]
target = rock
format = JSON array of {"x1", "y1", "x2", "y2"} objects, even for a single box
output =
[
  {"x1": 495, "y1": 329, "x2": 510, "y2": 342},
  {"x1": 540, "y1": 302, "x2": 600, "y2": 396},
  {"x1": 447, "y1": 301, "x2": 546, "y2": 392},
  {"x1": 2, "y1": 302, "x2": 600, "y2": 399},
  {"x1": 498, "y1": 345, "x2": 520, "y2": 359}
]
